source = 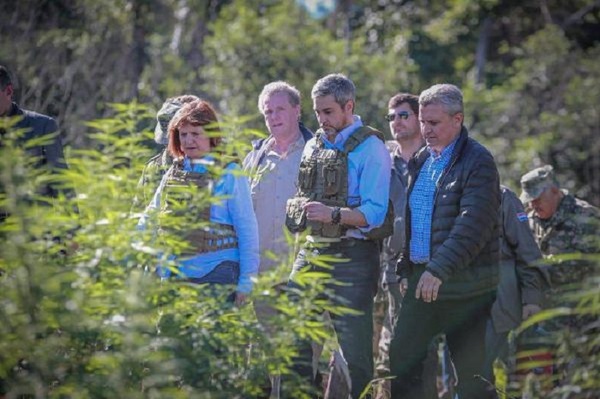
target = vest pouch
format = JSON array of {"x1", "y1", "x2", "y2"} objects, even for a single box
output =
[
  {"x1": 285, "y1": 196, "x2": 308, "y2": 233},
  {"x1": 364, "y1": 200, "x2": 394, "y2": 240},
  {"x1": 323, "y1": 163, "x2": 341, "y2": 197},
  {"x1": 298, "y1": 160, "x2": 316, "y2": 191}
]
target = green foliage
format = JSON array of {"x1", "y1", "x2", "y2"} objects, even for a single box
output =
[
  {"x1": 0, "y1": 107, "x2": 343, "y2": 398},
  {"x1": 465, "y1": 24, "x2": 600, "y2": 203},
  {"x1": 201, "y1": 0, "x2": 341, "y2": 129},
  {"x1": 506, "y1": 252, "x2": 600, "y2": 399}
]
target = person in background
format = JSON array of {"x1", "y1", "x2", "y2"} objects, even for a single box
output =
[
  {"x1": 519, "y1": 164, "x2": 600, "y2": 391},
  {"x1": 244, "y1": 81, "x2": 312, "y2": 282},
  {"x1": 0, "y1": 65, "x2": 70, "y2": 208},
  {"x1": 373, "y1": 92, "x2": 424, "y2": 399},
  {"x1": 134, "y1": 94, "x2": 200, "y2": 210},
  {"x1": 243, "y1": 81, "x2": 313, "y2": 397},
  {"x1": 483, "y1": 185, "x2": 549, "y2": 397},
  {"x1": 0, "y1": 64, "x2": 74, "y2": 399},
  {"x1": 138, "y1": 99, "x2": 259, "y2": 304},
  {"x1": 520, "y1": 165, "x2": 599, "y2": 294}
]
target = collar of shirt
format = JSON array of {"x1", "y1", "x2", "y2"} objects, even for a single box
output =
[
  {"x1": 265, "y1": 132, "x2": 305, "y2": 157},
  {"x1": 539, "y1": 190, "x2": 572, "y2": 229},
  {"x1": 321, "y1": 115, "x2": 363, "y2": 149},
  {"x1": 427, "y1": 136, "x2": 458, "y2": 161},
  {"x1": 183, "y1": 155, "x2": 215, "y2": 173}
]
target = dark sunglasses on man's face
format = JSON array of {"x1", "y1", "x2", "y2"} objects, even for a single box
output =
[{"x1": 385, "y1": 111, "x2": 412, "y2": 122}]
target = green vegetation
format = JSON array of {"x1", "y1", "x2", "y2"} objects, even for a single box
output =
[
  {"x1": 2, "y1": 0, "x2": 597, "y2": 201},
  {"x1": 0, "y1": 110, "x2": 350, "y2": 398},
  {"x1": 0, "y1": 1, "x2": 598, "y2": 397}
]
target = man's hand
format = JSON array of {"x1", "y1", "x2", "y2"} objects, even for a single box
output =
[
  {"x1": 399, "y1": 278, "x2": 408, "y2": 297},
  {"x1": 235, "y1": 292, "x2": 247, "y2": 306},
  {"x1": 303, "y1": 201, "x2": 332, "y2": 223},
  {"x1": 522, "y1": 304, "x2": 541, "y2": 320},
  {"x1": 415, "y1": 271, "x2": 442, "y2": 302}
]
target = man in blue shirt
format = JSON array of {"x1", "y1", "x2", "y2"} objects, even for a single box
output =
[
  {"x1": 389, "y1": 84, "x2": 501, "y2": 399},
  {"x1": 284, "y1": 74, "x2": 391, "y2": 398}
]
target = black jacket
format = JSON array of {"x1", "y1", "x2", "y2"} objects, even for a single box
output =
[
  {"x1": 8, "y1": 102, "x2": 69, "y2": 198},
  {"x1": 397, "y1": 127, "x2": 501, "y2": 300}
]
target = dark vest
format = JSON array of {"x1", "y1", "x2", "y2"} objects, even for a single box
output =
[
  {"x1": 286, "y1": 126, "x2": 393, "y2": 239},
  {"x1": 160, "y1": 160, "x2": 238, "y2": 255}
]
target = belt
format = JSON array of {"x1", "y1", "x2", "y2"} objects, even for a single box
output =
[
  {"x1": 305, "y1": 237, "x2": 374, "y2": 249},
  {"x1": 306, "y1": 235, "x2": 342, "y2": 244}
]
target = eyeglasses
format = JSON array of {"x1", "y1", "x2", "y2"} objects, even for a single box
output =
[{"x1": 385, "y1": 111, "x2": 413, "y2": 122}]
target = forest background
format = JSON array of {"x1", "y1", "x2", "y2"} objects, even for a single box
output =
[
  {"x1": 1, "y1": 0, "x2": 599, "y2": 204},
  {"x1": 1, "y1": 1, "x2": 600, "y2": 398}
]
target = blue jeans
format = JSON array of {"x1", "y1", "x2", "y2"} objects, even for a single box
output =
[
  {"x1": 284, "y1": 239, "x2": 379, "y2": 398},
  {"x1": 186, "y1": 260, "x2": 239, "y2": 302}
]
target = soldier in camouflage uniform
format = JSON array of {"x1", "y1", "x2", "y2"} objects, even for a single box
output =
[
  {"x1": 520, "y1": 165, "x2": 599, "y2": 296},
  {"x1": 520, "y1": 166, "x2": 600, "y2": 393}
]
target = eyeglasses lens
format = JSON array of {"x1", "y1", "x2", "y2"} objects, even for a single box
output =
[{"x1": 386, "y1": 112, "x2": 411, "y2": 121}]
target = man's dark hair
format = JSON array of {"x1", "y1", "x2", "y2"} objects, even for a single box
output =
[
  {"x1": 0, "y1": 65, "x2": 13, "y2": 90},
  {"x1": 388, "y1": 93, "x2": 419, "y2": 115}
]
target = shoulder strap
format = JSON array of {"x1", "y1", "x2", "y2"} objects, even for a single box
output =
[
  {"x1": 315, "y1": 131, "x2": 326, "y2": 150},
  {"x1": 342, "y1": 125, "x2": 384, "y2": 154}
]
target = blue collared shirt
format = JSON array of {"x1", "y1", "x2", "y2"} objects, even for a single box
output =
[
  {"x1": 409, "y1": 140, "x2": 457, "y2": 263},
  {"x1": 302, "y1": 116, "x2": 391, "y2": 239},
  {"x1": 138, "y1": 156, "x2": 259, "y2": 293}
]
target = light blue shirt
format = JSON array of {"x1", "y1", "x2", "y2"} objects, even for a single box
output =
[
  {"x1": 409, "y1": 140, "x2": 457, "y2": 263},
  {"x1": 302, "y1": 116, "x2": 391, "y2": 239},
  {"x1": 138, "y1": 157, "x2": 259, "y2": 293}
]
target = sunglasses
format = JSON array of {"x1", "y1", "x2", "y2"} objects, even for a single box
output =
[{"x1": 385, "y1": 111, "x2": 413, "y2": 122}]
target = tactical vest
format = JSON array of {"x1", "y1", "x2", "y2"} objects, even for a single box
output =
[
  {"x1": 160, "y1": 159, "x2": 238, "y2": 256},
  {"x1": 285, "y1": 126, "x2": 394, "y2": 240}
]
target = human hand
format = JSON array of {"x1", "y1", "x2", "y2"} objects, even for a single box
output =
[
  {"x1": 234, "y1": 292, "x2": 247, "y2": 306},
  {"x1": 399, "y1": 278, "x2": 408, "y2": 297},
  {"x1": 522, "y1": 304, "x2": 541, "y2": 320},
  {"x1": 303, "y1": 201, "x2": 333, "y2": 223},
  {"x1": 415, "y1": 271, "x2": 442, "y2": 302}
]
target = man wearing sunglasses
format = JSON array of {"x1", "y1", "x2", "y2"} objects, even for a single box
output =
[
  {"x1": 374, "y1": 93, "x2": 424, "y2": 397},
  {"x1": 389, "y1": 84, "x2": 501, "y2": 399}
]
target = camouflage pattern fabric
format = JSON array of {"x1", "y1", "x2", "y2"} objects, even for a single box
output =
[
  {"x1": 133, "y1": 149, "x2": 173, "y2": 211},
  {"x1": 529, "y1": 192, "x2": 599, "y2": 290}
]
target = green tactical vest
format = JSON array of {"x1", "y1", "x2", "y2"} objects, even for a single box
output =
[
  {"x1": 285, "y1": 126, "x2": 394, "y2": 240},
  {"x1": 160, "y1": 159, "x2": 238, "y2": 256}
]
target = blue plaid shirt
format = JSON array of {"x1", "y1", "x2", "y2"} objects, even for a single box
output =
[{"x1": 409, "y1": 141, "x2": 457, "y2": 263}]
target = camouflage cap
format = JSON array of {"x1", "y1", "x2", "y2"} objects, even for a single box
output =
[
  {"x1": 154, "y1": 99, "x2": 183, "y2": 145},
  {"x1": 520, "y1": 165, "x2": 557, "y2": 203}
]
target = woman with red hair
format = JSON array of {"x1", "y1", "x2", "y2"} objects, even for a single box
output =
[{"x1": 139, "y1": 100, "x2": 258, "y2": 304}]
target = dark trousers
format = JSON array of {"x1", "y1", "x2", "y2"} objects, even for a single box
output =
[
  {"x1": 374, "y1": 282, "x2": 403, "y2": 374},
  {"x1": 389, "y1": 271, "x2": 495, "y2": 399},
  {"x1": 186, "y1": 260, "x2": 239, "y2": 302},
  {"x1": 285, "y1": 239, "x2": 379, "y2": 398},
  {"x1": 483, "y1": 319, "x2": 510, "y2": 383}
]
